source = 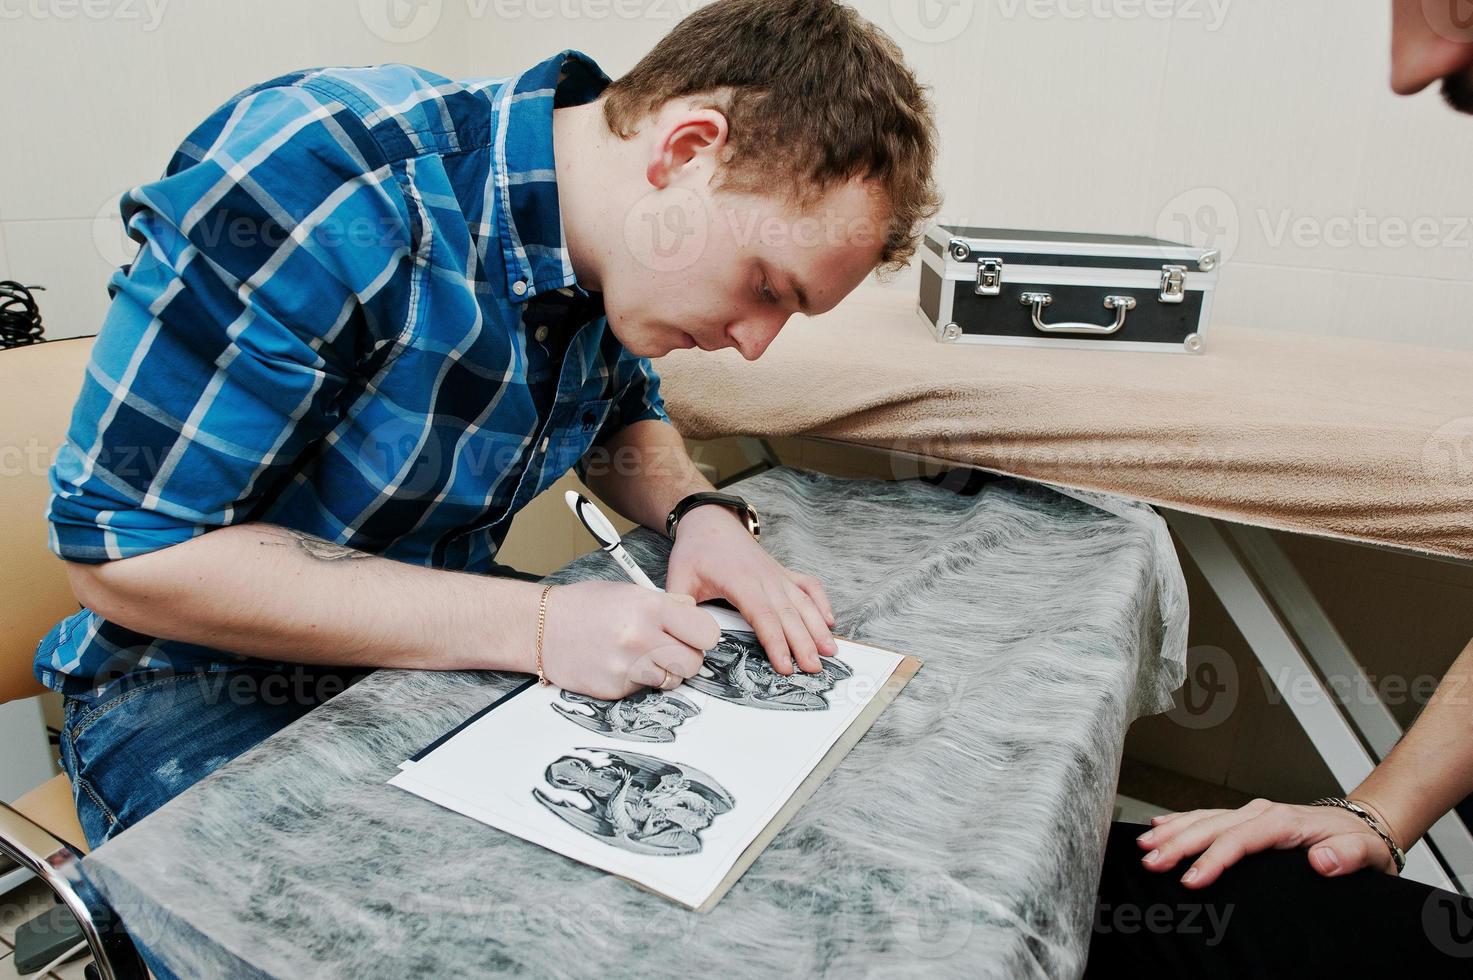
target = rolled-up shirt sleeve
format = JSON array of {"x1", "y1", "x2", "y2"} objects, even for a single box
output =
[{"x1": 48, "y1": 84, "x2": 411, "y2": 563}]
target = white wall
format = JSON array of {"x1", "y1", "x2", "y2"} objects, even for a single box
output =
[
  {"x1": 3, "y1": 0, "x2": 1471, "y2": 349},
  {"x1": 0, "y1": 0, "x2": 450, "y2": 341},
  {"x1": 0, "y1": 698, "x2": 56, "y2": 802}
]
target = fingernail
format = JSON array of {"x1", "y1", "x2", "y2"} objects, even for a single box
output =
[
  {"x1": 1315, "y1": 847, "x2": 1341, "y2": 873},
  {"x1": 1143, "y1": 849, "x2": 1160, "y2": 863},
  {"x1": 1137, "y1": 830, "x2": 1154, "y2": 843},
  {"x1": 1182, "y1": 868, "x2": 1199, "y2": 884}
]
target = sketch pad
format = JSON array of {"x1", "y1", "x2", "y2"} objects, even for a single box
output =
[{"x1": 391, "y1": 605, "x2": 921, "y2": 911}]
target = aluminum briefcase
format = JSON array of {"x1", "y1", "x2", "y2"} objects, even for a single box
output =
[{"x1": 917, "y1": 225, "x2": 1220, "y2": 354}]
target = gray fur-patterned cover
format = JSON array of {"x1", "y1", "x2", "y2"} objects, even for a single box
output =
[{"x1": 81, "y1": 468, "x2": 1186, "y2": 979}]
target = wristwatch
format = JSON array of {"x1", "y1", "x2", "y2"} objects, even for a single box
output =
[{"x1": 666, "y1": 492, "x2": 761, "y2": 539}]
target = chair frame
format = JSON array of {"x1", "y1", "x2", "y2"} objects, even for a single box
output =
[{"x1": 0, "y1": 803, "x2": 147, "y2": 979}]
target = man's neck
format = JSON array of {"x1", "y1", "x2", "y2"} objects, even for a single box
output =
[{"x1": 553, "y1": 99, "x2": 622, "y2": 295}]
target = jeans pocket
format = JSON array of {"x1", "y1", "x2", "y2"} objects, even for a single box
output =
[
  {"x1": 64, "y1": 674, "x2": 219, "y2": 840},
  {"x1": 70, "y1": 672, "x2": 205, "y2": 741},
  {"x1": 59, "y1": 698, "x2": 119, "y2": 847}
]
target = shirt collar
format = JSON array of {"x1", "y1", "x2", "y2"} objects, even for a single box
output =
[{"x1": 496, "y1": 50, "x2": 608, "y2": 304}]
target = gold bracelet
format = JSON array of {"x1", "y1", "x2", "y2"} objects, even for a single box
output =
[{"x1": 535, "y1": 584, "x2": 555, "y2": 686}]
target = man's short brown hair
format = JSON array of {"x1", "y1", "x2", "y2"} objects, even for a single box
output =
[{"x1": 601, "y1": 0, "x2": 940, "y2": 272}]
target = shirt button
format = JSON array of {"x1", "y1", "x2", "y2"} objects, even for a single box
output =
[
  {"x1": 511, "y1": 280, "x2": 528, "y2": 296},
  {"x1": 534, "y1": 325, "x2": 549, "y2": 343},
  {"x1": 539, "y1": 436, "x2": 550, "y2": 453}
]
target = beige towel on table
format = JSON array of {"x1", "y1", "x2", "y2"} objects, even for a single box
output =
[{"x1": 653, "y1": 287, "x2": 1473, "y2": 561}]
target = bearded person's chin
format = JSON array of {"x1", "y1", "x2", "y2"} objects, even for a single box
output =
[{"x1": 1441, "y1": 70, "x2": 1473, "y2": 114}]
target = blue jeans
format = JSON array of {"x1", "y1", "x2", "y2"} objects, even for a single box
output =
[
  {"x1": 59, "y1": 665, "x2": 365, "y2": 978},
  {"x1": 60, "y1": 665, "x2": 366, "y2": 847}
]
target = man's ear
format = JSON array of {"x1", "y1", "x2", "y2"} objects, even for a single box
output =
[{"x1": 646, "y1": 108, "x2": 729, "y2": 190}]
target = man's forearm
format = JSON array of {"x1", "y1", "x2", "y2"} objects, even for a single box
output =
[
  {"x1": 1352, "y1": 637, "x2": 1473, "y2": 847},
  {"x1": 66, "y1": 523, "x2": 540, "y2": 672},
  {"x1": 583, "y1": 419, "x2": 714, "y2": 531}
]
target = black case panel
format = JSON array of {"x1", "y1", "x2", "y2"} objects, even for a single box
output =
[
  {"x1": 919, "y1": 261, "x2": 943, "y2": 327},
  {"x1": 950, "y1": 282, "x2": 1201, "y2": 345}
]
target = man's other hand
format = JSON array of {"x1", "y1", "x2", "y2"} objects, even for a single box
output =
[{"x1": 664, "y1": 505, "x2": 837, "y2": 675}]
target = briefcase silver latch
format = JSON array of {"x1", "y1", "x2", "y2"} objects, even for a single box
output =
[
  {"x1": 1159, "y1": 264, "x2": 1187, "y2": 304},
  {"x1": 975, "y1": 257, "x2": 1003, "y2": 296}
]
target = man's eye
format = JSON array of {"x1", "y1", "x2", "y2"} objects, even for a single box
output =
[{"x1": 758, "y1": 277, "x2": 779, "y2": 305}]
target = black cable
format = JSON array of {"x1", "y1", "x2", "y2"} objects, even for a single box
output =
[{"x1": 0, "y1": 281, "x2": 46, "y2": 349}]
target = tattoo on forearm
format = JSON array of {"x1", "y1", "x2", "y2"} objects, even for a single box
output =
[{"x1": 266, "y1": 529, "x2": 375, "y2": 562}]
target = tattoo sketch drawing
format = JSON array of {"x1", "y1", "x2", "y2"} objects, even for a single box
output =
[
  {"x1": 685, "y1": 629, "x2": 854, "y2": 710},
  {"x1": 533, "y1": 749, "x2": 735, "y2": 856},
  {"x1": 553, "y1": 690, "x2": 701, "y2": 743}
]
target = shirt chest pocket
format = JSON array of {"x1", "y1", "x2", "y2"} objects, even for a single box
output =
[{"x1": 535, "y1": 395, "x2": 613, "y2": 494}]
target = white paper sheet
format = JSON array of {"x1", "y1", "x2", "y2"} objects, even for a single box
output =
[{"x1": 390, "y1": 605, "x2": 904, "y2": 909}]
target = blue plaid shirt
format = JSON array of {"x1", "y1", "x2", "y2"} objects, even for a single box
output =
[{"x1": 38, "y1": 50, "x2": 667, "y2": 695}]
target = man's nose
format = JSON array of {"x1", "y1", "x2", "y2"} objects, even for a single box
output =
[{"x1": 726, "y1": 312, "x2": 792, "y2": 361}]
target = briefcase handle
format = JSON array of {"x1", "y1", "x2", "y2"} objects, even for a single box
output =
[{"x1": 1019, "y1": 292, "x2": 1137, "y2": 335}]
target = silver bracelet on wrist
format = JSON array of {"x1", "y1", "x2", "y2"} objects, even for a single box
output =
[{"x1": 1311, "y1": 796, "x2": 1406, "y2": 874}]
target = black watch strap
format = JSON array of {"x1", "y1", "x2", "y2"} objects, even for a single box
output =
[{"x1": 666, "y1": 492, "x2": 761, "y2": 539}]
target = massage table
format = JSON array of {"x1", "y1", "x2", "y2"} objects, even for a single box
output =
[{"x1": 653, "y1": 285, "x2": 1473, "y2": 892}]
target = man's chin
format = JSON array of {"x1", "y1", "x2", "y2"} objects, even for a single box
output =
[
  {"x1": 621, "y1": 334, "x2": 678, "y2": 359},
  {"x1": 1442, "y1": 70, "x2": 1473, "y2": 115}
]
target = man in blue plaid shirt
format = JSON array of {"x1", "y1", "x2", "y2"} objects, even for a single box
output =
[{"x1": 41, "y1": 0, "x2": 938, "y2": 856}]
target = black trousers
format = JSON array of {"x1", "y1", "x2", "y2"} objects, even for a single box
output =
[{"x1": 1087, "y1": 821, "x2": 1473, "y2": 978}]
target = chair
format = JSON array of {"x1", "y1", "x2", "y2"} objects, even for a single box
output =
[{"x1": 0, "y1": 337, "x2": 146, "y2": 979}]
